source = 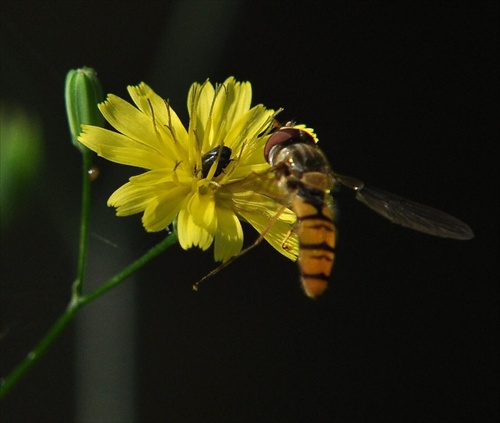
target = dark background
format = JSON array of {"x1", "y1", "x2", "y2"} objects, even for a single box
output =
[{"x1": 1, "y1": 1, "x2": 498, "y2": 422}]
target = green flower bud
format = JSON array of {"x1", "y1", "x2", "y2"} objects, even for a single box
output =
[{"x1": 65, "y1": 67, "x2": 105, "y2": 152}]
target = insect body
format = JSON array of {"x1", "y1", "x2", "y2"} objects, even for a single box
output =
[
  {"x1": 194, "y1": 125, "x2": 473, "y2": 298},
  {"x1": 201, "y1": 146, "x2": 232, "y2": 178},
  {"x1": 264, "y1": 126, "x2": 474, "y2": 298},
  {"x1": 265, "y1": 127, "x2": 336, "y2": 297}
]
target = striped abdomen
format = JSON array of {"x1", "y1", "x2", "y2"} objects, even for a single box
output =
[
  {"x1": 266, "y1": 127, "x2": 336, "y2": 298},
  {"x1": 291, "y1": 172, "x2": 336, "y2": 298}
]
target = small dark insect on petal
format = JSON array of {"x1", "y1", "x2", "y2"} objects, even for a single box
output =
[{"x1": 201, "y1": 146, "x2": 232, "y2": 178}]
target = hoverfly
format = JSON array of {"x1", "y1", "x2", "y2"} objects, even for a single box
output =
[{"x1": 194, "y1": 124, "x2": 474, "y2": 298}]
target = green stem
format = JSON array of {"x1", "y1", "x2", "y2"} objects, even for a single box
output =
[
  {"x1": 72, "y1": 148, "x2": 93, "y2": 300},
  {"x1": 0, "y1": 302, "x2": 81, "y2": 398},
  {"x1": 0, "y1": 230, "x2": 178, "y2": 399}
]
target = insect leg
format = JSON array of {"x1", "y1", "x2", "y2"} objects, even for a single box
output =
[{"x1": 192, "y1": 204, "x2": 290, "y2": 291}]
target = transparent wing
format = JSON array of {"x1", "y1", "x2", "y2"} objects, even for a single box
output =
[
  {"x1": 222, "y1": 168, "x2": 299, "y2": 260},
  {"x1": 334, "y1": 174, "x2": 474, "y2": 240},
  {"x1": 225, "y1": 168, "x2": 290, "y2": 206}
]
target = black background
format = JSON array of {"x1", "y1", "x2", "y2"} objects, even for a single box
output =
[{"x1": 1, "y1": 1, "x2": 498, "y2": 422}]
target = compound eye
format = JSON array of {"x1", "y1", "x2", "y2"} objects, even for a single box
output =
[
  {"x1": 264, "y1": 127, "x2": 315, "y2": 163},
  {"x1": 264, "y1": 130, "x2": 293, "y2": 163}
]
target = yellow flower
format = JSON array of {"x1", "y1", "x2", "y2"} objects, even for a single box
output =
[{"x1": 78, "y1": 77, "x2": 299, "y2": 262}]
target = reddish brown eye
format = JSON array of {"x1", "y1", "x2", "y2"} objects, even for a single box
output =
[
  {"x1": 264, "y1": 127, "x2": 315, "y2": 163},
  {"x1": 264, "y1": 130, "x2": 292, "y2": 162}
]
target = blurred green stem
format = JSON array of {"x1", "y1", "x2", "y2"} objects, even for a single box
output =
[
  {"x1": 72, "y1": 148, "x2": 93, "y2": 300},
  {"x1": 0, "y1": 230, "x2": 177, "y2": 399}
]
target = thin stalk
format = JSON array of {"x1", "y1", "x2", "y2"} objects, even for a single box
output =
[
  {"x1": 72, "y1": 148, "x2": 93, "y2": 301},
  {"x1": 0, "y1": 301, "x2": 81, "y2": 398},
  {"x1": 79, "y1": 231, "x2": 178, "y2": 307},
  {"x1": 0, "y1": 230, "x2": 178, "y2": 399}
]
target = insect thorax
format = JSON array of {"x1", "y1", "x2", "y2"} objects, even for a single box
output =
[{"x1": 272, "y1": 142, "x2": 333, "y2": 191}]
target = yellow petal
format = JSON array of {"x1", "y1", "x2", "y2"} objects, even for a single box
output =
[
  {"x1": 214, "y1": 207, "x2": 244, "y2": 262},
  {"x1": 98, "y1": 94, "x2": 166, "y2": 155},
  {"x1": 142, "y1": 185, "x2": 191, "y2": 232},
  {"x1": 225, "y1": 180, "x2": 298, "y2": 260},
  {"x1": 223, "y1": 77, "x2": 252, "y2": 128},
  {"x1": 127, "y1": 83, "x2": 189, "y2": 164},
  {"x1": 108, "y1": 181, "x2": 158, "y2": 215},
  {"x1": 239, "y1": 208, "x2": 298, "y2": 261},
  {"x1": 225, "y1": 182, "x2": 291, "y2": 221},
  {"x1": 128, "y1": 168, "x2": 191, "y2": 186},
  {"x1": 79, "y1": 126, "x2": 170, "y2": 169},
  {"x1": 177, "y1": 207, "x2": 213, "y2": 250},
  {"x1": 203, "y1": 78, "x2": 256, "y2": 153},
  {"x1": 224, "y1": 105, "x2": 272, "y2": 151},
  {"x1": 188, "y1": 80, "x2": 214, "y2": 143},
  {"x1": 187, "y1": 189, "x2": 217, "y2": 235}
]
